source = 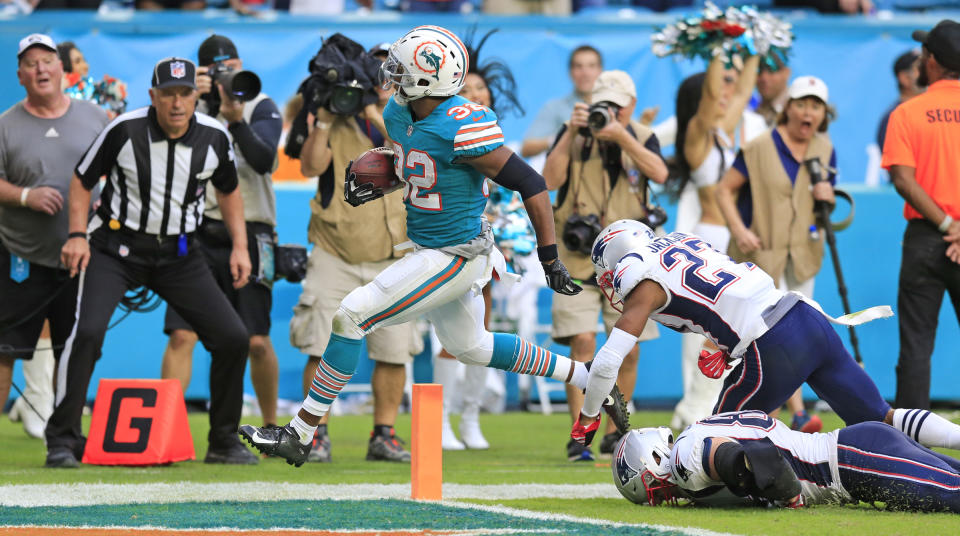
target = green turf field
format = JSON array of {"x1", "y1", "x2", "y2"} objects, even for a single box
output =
[{"x1": 3, "y1": 410, "x2": 960, "y2": 535}]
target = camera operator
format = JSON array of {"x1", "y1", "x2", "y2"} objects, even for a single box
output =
[
  {"x1": 290, "y1": 42, "x2": 414, "y2": 464},
  {"x1": 160, "y1": 35, "x2": 283, "y2": 430},
  {"x1": 542, "y1": 70, "x2": 668, "y2": 461}
]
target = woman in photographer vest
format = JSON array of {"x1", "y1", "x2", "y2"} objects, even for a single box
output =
[
  {"x1": 668, "y1": 54, "x2": 765, "y2": 431},
  {"x1": 715, "y1": 75, "x2": 837, "y2": 432},
  {"x1": 542, "y1": 70, "x2": 668, "y2": 461},
  {"x1": 433, "y1": 28, "x2": 527, "y2": 452}
]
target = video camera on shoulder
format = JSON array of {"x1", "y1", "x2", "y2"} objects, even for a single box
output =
[
  {"x1": 579, "y1": 101, "x2": 621, "y2": 137},
  {"x1": 284, "y1": 33, "x2": 383, "y2": 159},
  {"x1": 302, "y1": 33, "x2": 381, "y2": 116}
]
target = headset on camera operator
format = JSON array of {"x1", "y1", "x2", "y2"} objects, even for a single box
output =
[
  {"x1": 160, "y1": 35, "x2": 288, "y2": 431},
  {"x1": 541, "y1": 70, "x2": 668, "y2": 461},
  {"x1": 290, "y1": 37, "x2": 415, "y2": 463}
]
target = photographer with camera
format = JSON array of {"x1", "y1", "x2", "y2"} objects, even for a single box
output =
[
  {"x1": 542, "y1": 70, "x2": 668, "y2": 462},
  {"x1": 161, "y1": 35, "x2": 284, "y2": 432},
  {"x1": 289, "y1": 40, "x2": 414, "y2": 464}
]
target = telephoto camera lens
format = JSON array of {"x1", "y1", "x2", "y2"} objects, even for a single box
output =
[
  {"x1": 329, "y1": 81, "x2": 364, "y2": 115},
  {"x1": 587, "y1": 107, "x2": 612, "y2": 131},
  {"x1": 221, "y1": 70, "x2": 261, "y2": 102}
]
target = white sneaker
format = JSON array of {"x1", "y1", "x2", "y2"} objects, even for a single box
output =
[
  {"x1": 9, "y1": 396, "x2": 46, "y2": 439},
  {"x1": 442, "y1": 416, "x2": 465, "y2": 451},
  {"x1": 459, "y1": 411, "x2": 489, "y2": 450}
]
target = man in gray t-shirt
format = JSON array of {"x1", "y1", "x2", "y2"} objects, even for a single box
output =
[{"x1": 0, "y1": 33, "x2": 108, "y2": 439}]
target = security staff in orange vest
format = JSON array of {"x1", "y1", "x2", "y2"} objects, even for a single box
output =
[{"x1": 882, "y1": 20, "x2": 960, "y2": 409}]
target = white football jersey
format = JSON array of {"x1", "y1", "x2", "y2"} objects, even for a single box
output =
[
  {"x1": 670, "y1": 411, "x2": 851, "y2": 506},
  {"x1": 612, "y1": 231, "x2": 785, "y2": 357}
]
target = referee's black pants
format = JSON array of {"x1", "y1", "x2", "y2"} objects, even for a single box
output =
[
  {"x1": 45, "y1": 231, "x2": 249, "y2": 455},
  {"x1": 896, "y1": 219, "x2": 960, "y2": 409}
]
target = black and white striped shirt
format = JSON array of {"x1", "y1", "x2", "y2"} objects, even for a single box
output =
[{"x1": 76, "y1": 106, "x2": 238, "y2": 236}]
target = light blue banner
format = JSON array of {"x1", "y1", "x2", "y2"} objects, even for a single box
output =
[{"x1": 4, "y1": 11, "x2": 958, "y2": 404}]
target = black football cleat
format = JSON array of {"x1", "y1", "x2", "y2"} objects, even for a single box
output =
[
  {"x1": 583, "y1": 359, "x2": 632, "y2": 435},
  {"x1": 239, "y1": 424, "x2": 309, "y2": 467}
]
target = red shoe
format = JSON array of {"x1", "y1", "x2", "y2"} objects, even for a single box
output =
[{"x1": 791, "y1": 411, "x2": 822, "y2": 433}]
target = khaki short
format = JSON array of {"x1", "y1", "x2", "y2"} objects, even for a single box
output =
[
  {"x1": 551, "y1": 284, "x2": 659, "y2": 344},
  {"x1": 289, "y1": 247, "x2": 415, "y2": 364}
]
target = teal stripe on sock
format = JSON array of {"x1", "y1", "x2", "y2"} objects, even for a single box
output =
[
  {"x1": 323, "y1": 333, "x2": 362, "y2": 375},
  {"x1": 545, "y1": 353, "x2": 557, "y2": 378},
  {"x1": 489, "y1": 333, "x2": 519, "y2": 371}
]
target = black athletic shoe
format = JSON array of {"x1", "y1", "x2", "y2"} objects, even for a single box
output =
[
  {"x1": 239, "y1": 424, "x2": 309, "y2": 467},
  {"x1": 566, "y1": 438, "x2": 595, "y2": 462},
  {"x1": 583, "y1": 360, "x2": 632, "y2": 435},
  {"x1": 45, "y1": 447, "x2": 80, "y2": 468},
  {"x1": 366, "y1": 431, "x2": 411, "y2": 462},
  {"x1": 599, "y1": 431, "x2": 625, "y2": 455},
  {"x1": 204, "y1": 440, "x2": 259, "y2": 465},
  {"x1": 308, "y1": 429, "x2": 332, "y2": 463}
]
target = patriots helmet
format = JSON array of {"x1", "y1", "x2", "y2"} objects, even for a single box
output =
[
  {"x1": 380, "y1": 25, "x2": 469, "y2": 104},
  {"x1": 590, "y1": 219, "x2": 656, "y2": 311},
  {"x1": 612, "y1": 427, "x2": 677, "y2": 506}
]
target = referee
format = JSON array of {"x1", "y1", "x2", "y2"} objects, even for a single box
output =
[
  {"x1": 49, "y1": 57, "x2": 254, "y2": 468},
  {"x1": 882, "y1": 20, "x2": 960, "y2": 409}
]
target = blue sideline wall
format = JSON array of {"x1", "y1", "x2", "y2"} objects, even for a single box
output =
[{"x1": 2, "y1": 12, "x2": 958, "y2": 404}]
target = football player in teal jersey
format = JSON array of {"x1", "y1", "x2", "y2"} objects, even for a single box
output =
[{"x1": 240, "y1": 26, "x2": 631, "y2": 465}]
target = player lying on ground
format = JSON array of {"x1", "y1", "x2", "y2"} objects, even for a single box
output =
[
  {"x1": 614, "y1": 411, "x2": 960, "y2": 512},
  {"x1": 239, "y1": 26, "x2": 629, "y2": 466},
  {"x1": 571, "y1": 219, "x2": 960, "y2": 451}
]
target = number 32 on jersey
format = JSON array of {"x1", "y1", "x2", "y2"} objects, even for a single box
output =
[{"x1": 391, "y1": 142, "x2": 488, "y2": 211}]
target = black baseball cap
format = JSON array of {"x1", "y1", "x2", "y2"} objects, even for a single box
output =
[
  {"x1": 152, "y1": 57, "x2": 197, "y2": 90},
  {"x1": 893, "y1": 49, "x2": 921, "y2": 75},
  {"x1": 913, "y1": 19, "x2": 960, "y2": 72},
  {"x1": 368, "y1": 42, "x2": 391, "y2": 58},
  {"x1": 198, "y1": 34, "x2": 238, "y2": 66}
]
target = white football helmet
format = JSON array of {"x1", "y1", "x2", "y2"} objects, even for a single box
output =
[
  {"x1": 380, "y1": 25, "x2": 469, "y2": 104},
  {"x1": 590, "y1": 219, "x2": 657, "y2": 311},
  {"x1": 612, "y1": 427, "x2": 677, "y2": 506}
]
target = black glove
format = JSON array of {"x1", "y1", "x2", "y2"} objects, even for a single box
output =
[
  {"x1": 542, "y1": 259, "x2": 582, "y2": 296},
  {"x1": 343, "y1": 161, "x2": 384, "y2": 207}
]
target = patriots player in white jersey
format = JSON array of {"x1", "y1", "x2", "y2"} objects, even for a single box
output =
[
  {"x1": 570, "y1": 219, "x2": 960, "y2": 453},
  {"x1": 614, "y1": 413, "x2": 960, "y2": 512},
  {"x1": 239, "y1": 26, "x2": 634, "y2": 465}
]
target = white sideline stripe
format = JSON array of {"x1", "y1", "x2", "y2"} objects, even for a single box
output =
[
  {"x1": 0, "y1": 482, "x2": 623, "y2": 507},
  {"x1": 2, "y1": 527, "x2": 561, "y2": 535}
]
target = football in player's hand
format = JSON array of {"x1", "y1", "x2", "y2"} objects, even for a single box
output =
[{"x1": 349, "y1": 149, "x2": 401, "y2": 191}]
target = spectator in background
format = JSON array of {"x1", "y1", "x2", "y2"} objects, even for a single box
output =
[
  {"x1": 521, "y1": 45, "x2": 603, "y2": 159},
  {"x1": 715, "y1": 76, "x2": 838, "y2": 430},
  {"x1": 401, "y1": 0, "x2": 473, "y2": 12},
  {"x1": 137, "y1": 0, "x2": 204, "y2": 10},
  {"x1": 0, "y1": 34, "x2": 109, "y2": 441},
  {"x1": 667, "y1": 55, "x2": 766, "y2": 431},
  {"x1": 57, "y1": 41, "x2": 127, "y2": 120},
  {"x1": 877, "y1": 49, "x2": 922, "y2": 150},
  {"x1": 773, "y1": 0, "x2": 872, "y2": 14},
  {"x1": 542, "y1": 70, "x2": 668, "y2": 461},
  {"x1": 484, "y1": 0, "x2": 569, "y2": 15},
  {"x1": 754, "y1": 55, "x2": 791, "y2": 128},
  {"x1": 160, "y1": 35, "x2": 282, "y2": 430},
  {"x1": 290, "y1": 43, "x2": 413, "y2": 463},
  {"x1": 882, "y1": 20, "x2": 960, "y2": 410}
]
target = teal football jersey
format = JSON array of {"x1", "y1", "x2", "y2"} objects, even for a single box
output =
[{"x1": 384, "y1": 95, "x2": 504, "y2": 248}]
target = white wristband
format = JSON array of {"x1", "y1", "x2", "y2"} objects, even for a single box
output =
[
  {"x1": 19, "y1": 187, "x2": 30, "y2": 207},
  {"x1": 939, "y1": 215, "x2": 954, "y2": 234}
]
